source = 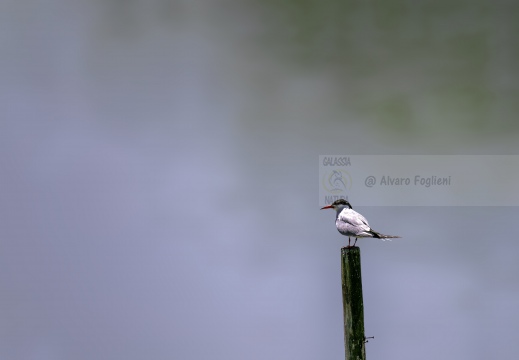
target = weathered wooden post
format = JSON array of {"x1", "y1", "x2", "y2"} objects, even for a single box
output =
[{"x1": 341, "y1": 246, "x2": 366, "y2": 360}]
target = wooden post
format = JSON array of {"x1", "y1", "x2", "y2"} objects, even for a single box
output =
[{"x1": 341, "y1": 246, "x2": 366, "y2": 360}]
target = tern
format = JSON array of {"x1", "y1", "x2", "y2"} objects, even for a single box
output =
[{"x1": 321, "y1": 199, "x2": 400, "y2": 247}]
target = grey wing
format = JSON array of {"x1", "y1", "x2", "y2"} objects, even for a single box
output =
[
  {"x1": 338, "y1": 209, "x2": 370, "y2": 226},
  {"x1": 337, "y1": 209, "x2": 374, "y2": 237}
]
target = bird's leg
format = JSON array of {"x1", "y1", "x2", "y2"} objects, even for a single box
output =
[{"x1": 353, "y1": 238, "x2": 358, "y2": 247}]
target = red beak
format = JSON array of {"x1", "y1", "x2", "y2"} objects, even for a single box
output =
[{"x1": 320, "y1": 205, "x2": 334, "y2": 210}]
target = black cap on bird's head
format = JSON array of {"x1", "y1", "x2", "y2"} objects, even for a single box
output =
[{"x1": 320, "y1": 199, "x2": 352, "y2": 210}]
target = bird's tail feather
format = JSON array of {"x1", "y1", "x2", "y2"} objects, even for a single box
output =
[{"x1": 370, "y1": 230, "x2": 401, "y2": 240}]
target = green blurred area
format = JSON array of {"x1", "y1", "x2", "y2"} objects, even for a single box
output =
[{"x1": 247, "y1": 0, "x2": 519, "y2": 132}]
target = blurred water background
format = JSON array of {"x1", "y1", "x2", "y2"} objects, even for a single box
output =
[{"x1": 1, "y1": 1, "x2": 519, "y2": 359}]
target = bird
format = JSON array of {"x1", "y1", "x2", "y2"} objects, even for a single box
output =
[{"x1": 321, "y1": 199, "x2": 400, "y2": 247}]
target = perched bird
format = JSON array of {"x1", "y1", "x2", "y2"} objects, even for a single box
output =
[{"x1": 321, "y1": 199, "x2": 400, "y2": 247}]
